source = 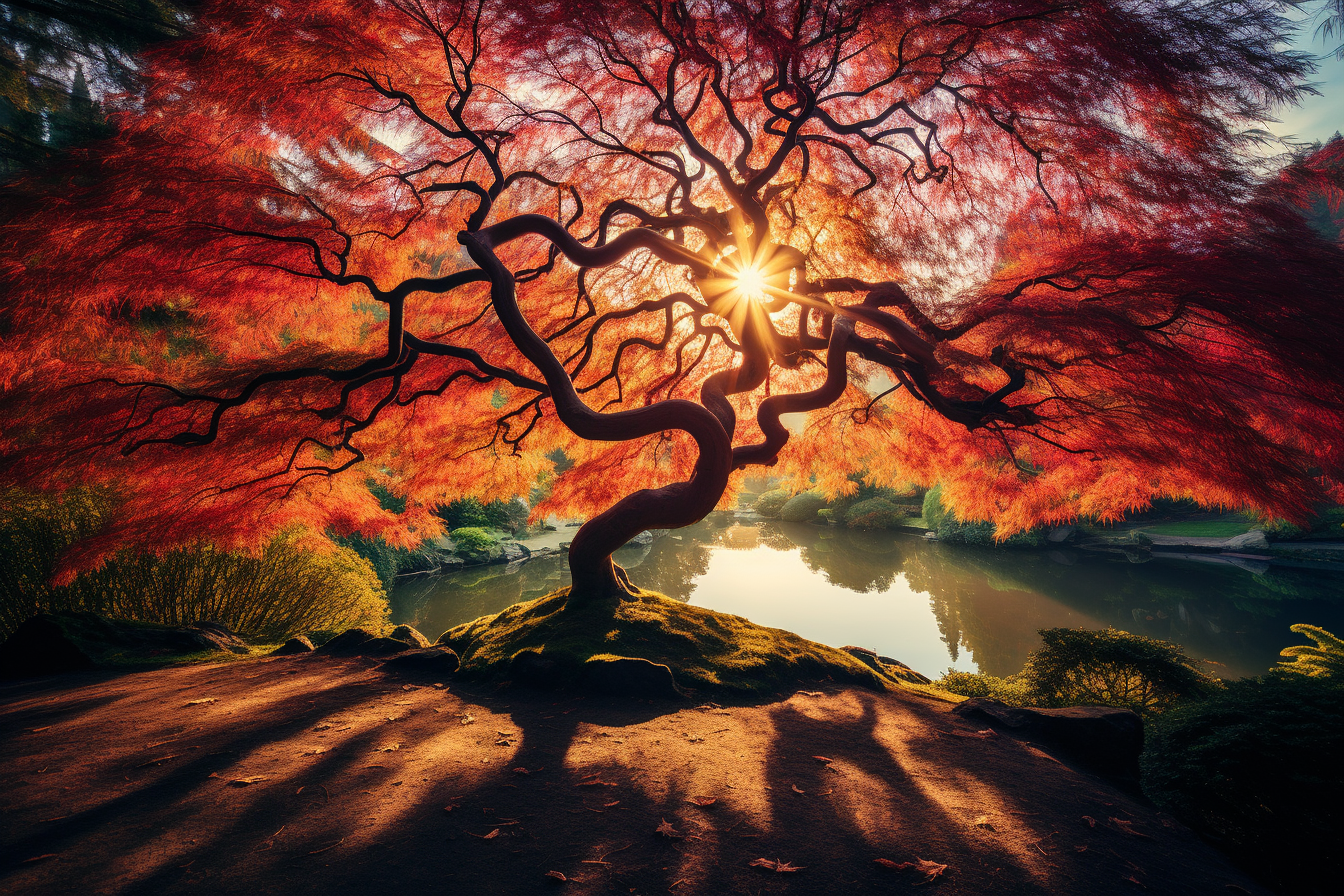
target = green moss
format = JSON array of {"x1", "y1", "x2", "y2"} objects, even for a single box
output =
[
  {"x1": 439, "y1": 587, "x2": 899, "y2": 698},
  {"x1": 780, "y1": 492, "x2": 827, "y2": 523}
]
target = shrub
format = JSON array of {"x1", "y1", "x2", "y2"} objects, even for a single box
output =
[
  {"x1": 334, "y1": 532, "x2": 414, "y2": 595},
  {"x1": 780, "y1": 492, "x2": 827, "y2": 522},
  {"x1": 753, "y1": 489, "x2": 790, "y2": 518},
  {"x1": 844, "y1": 497, "x2": 907, "y2": 530},
  {"x1": 936, "y1": 670, "x2": 1033, "y2": 704},
  {"x1": 438, "y1": 497, "x2": 529, "y2": 533},
  {"x1": 450, "y1": 526, "x2": 499, "y2": 560},
  {"x1": 0, "y1": 491, "x2": 387, "y2": 640},
  {"x1": 1276, "y1": 624, "x2": 1344, "y2": 679},
  {"x1": 1141, "y1": 674, "x2": 1343, "y2": 893},
  {"x1": 1021, "y1": 628, "x2": 1219, "y2": 714},
  {"x1": 922, "y1": 484, "x2": 1045, "y2": 546}
]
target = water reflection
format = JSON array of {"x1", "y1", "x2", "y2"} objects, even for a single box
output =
[{"x1": 392, "y1": 518, "x2": 1344, "y2": 680}]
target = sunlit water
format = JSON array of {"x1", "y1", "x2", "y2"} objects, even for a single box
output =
[{"x1": 391, "y1": 517, "x2": 1344, "y2": 679}]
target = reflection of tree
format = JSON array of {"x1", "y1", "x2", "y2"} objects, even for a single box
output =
[
  {"x1": 755, "y1": 522, "x2": 909, "y2": 593},
  {"x1": 624, "y1": 534, "x2": 712, "y2": 603},
  {"x1": 903, "y1": 545, "x2": 1344, "y2": 679}
]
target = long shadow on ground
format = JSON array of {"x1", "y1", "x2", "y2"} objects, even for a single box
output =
[{"x1": 0, "y1": 655, "x2": 1266, "y2": 896}]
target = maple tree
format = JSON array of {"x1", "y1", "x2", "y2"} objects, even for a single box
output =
[{"x1": 1, "y1": 0, "x2": 1343, "y2": 608}]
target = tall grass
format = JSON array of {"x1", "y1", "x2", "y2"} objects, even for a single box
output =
[{"x1": 1, "y1": 489, "x2": 387, "y2": 640}]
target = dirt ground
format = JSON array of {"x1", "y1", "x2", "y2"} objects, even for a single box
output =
[{"x1": 0, "y1": 654, "x2": 1266, "y2": 896}]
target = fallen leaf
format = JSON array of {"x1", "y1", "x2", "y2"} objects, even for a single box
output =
[
  {"x1": 478, "y1": 828, "x2": 501, "y2": 840},
  {"x1": 460, "y1": 714, "x2": 475, "y2": 726},
  {"x1": 545, "y1": 870, "x2": 568, "y2": 882},
  {"x1": 576, "y1": 779, "x2": 615, "y2": 787},
  {"x1": 799, "y1": 690, "x2": 823, "y2": 697},
  {"x1": 22, "y1": 854, "x2": 58, "y2": 863},
  {"x1": 973, "y1": 815, "x2": 995, "y2": 830},
  {"x1": 812, "y1": 755, "x2": 834, "y2": 764},
  {"x1": 185, "y1": 698, "x2": 216, "y2": 706},
  {"x1": 229, "y1": 776, "x2": 267, "y2": 786},
  {"x1": 749, "y1": 858, "x2": 803, "y2": 872},
  {"x1": 687, "y1": 796, "x2": 716, "y2": 807},
  {"x1": 302, "y1": 747, "x2": 327, "y2": 756},
  {"x1": 791, "y1": 784, "x2": 805, "y2": 794},
  {"x1": 874, "y1": 858, "x2": 947, "y2": 883},
  {"x1": 1109, "y1": 818, "x2": 1153, "y2": 839},
  {"x1": 1082, "y1": 815, "x2": 1097, "y2": 828},
  {"x1": 603, "y1": 800, "x2": 620, "y2": 808},
  {"x1": 443, "y1": 805, "x2": 456, "y2": 814},
  {"x1": 513, "y1": 767, "x2": 530, "y2": 775},
  {"x1": 656, "y1": 818, "x2": 683, "y2": 839},
  {"x1": 377, "y1": 743, "x2": 401, "y2": 752}
]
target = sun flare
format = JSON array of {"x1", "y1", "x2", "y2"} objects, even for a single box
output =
[{"x1": 733, "y1": 263, "x2": 768, "y2": 302}]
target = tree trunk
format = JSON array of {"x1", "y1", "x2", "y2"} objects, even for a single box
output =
[{"x1": 461, "y1": 227, "x2": 734, "y2": 611}]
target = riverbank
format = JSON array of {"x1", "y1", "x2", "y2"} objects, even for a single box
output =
[{"x1": 0, "y1": 654, "x2": 1268, "y2": 896}]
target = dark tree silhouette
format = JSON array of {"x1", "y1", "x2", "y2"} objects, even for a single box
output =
[{"x1": 1, "y1": 0, "x2": 1342, "y2": 609}]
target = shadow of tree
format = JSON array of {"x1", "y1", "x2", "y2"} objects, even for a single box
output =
[{"x1": 0, "y1": 657, "x2": 1268, "y2": 896}]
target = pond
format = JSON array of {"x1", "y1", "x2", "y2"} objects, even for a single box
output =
[{"x1": 391, "y1": 516, "x2": 1344, "y2": 680}]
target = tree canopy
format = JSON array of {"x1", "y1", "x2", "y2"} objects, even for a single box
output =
[{"x1": 1, "y1": 0, "x2": 1341, "y2": 602}]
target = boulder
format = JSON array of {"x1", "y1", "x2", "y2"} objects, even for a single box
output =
[
  {"x1": 1046, "y1": 525, "x2": 1077, "y2": 544},
  {"x1": 581, "y1": 656, "x2": 685, "y2": 700},
  {"x1": 0, "y1": 612, "x2": 250, "y2": 678},
  {"x1": 382, "y1": 646, "x2": 460, "y2": 675},
  {"x1": 508, "y1": 649, "x2": 570, "y2": 688},
  {"x1": 315, "y1": 629, "x2": 410, "y2": 656},
  {"x1": 626, "y1": 530, "x2": 654, "y2": 546},
  {"x1": 315, "y1": 628, "x2": 376, "y2": 654},
  {"x1": 271, "y1": 635, "x2": 315, "y2": 655},
  {"x1": 388, "y1": 624, "x2": 431, "y2": 648},
  {"x1": 876, "y1": 655, "x2": 932, "y2": 685},
  {"x1": 952, "y1": 698, "x2": 1143, "y2": 782},
  {"x1": 500, "y1": 542, "x2": 528, "y2": 563},
  {"x1": 1224, "y1": 529, "x2": 1270, "y2": 550}
]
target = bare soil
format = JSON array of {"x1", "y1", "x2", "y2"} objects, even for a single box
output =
[{"x1": 0, "y1": 654, "x2": 1266, "y2": 895}]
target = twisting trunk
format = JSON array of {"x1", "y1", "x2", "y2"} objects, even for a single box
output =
[{"x1": 460, "y1": 228, "x2": 733, "y2": 609}]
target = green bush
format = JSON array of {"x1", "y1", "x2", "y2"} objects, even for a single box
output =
[
  {"x1": 936, "y1": 669, "x2": 1033, "y2": 704},
  {"x1": 1141, "y1": 674, "x2": 1343, "y2": 893},
  {"x1": 780, "y1": 492, "x2": 827, "y2": 523},
  {"x1": 936, "y1": 628, "x2": 1217, "y2": 715},
  {"x1": 0, "y1": 490, "x2": 387, "y2": 640},
  {"x1": 844, "y1": 497, "x2": 907, "y2": 530},
  {"x1": 1277, "y1": 623, "x2": 1344, "y2": 679},
  {"x1": 437, "y1": 497, "x2": 529, "y2": 533},
  {"x1": 753, "y1": 489, "x2": 790, "y2": 518},
  {"x1": 922, "y1": 484, "x2": 1045, "y2": 546},
  {"x1": 1021, "y1": 628, "x2": 1219, "y2": 714},
  {"x1": 334, "y1": 532, "x2": 414, "y2": 595},
  {"x1": 450, "y1": 526, "x2": 499, "y2": 560}
]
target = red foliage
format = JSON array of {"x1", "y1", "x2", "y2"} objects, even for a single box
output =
[{"x1": 1, "y1": 0, "x2": 1341, "y2": 584}]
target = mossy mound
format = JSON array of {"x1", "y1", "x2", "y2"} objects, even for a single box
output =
[{"x1": 438, "y1": 587, "x2": 896, "y2": 698}]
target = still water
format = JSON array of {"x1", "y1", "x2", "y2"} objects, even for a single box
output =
[{"x1": 391, "y1": 517, "x2": 1344, "y2": 680}]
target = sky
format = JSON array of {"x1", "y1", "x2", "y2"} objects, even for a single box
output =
[{"x1": 1275, "y1": 9, "x2": 1344, "y2": 144}]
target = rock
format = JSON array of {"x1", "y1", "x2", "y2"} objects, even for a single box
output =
[
  {"x1": 439, "y1": 555, "x2": 465, "y2": 571},
  {"x1": 952, "y1": 698, "x2": 1143, "y2": 782},
  {"x1": 1224, "y1": 529, "x2": 1270, "y2": 550},
  {"x1": 0, "y1": 612, "x2": 250, "y2": 678},
  {"x1": 315, "y1": 628, "x2": 376, "y2": 654},
  {"x1": 581, "y1": 656, "x2": 685, "y2": 700},
  {"x1": 500, "y1": 542, "x2": 528, "y2": 563},
  {"x1": 388, "y1": 625, "x2": 430, "y2": 648},
  {"x1": 271, "y1": 635, "x2": 315, "y2": 655},
  {"x1": 508, "y1": 649, "x2": 568, "y2": 688},
  {"x1": 382, "y1": 646, "x2": 460, "y2": 675},
  {"x1": 361, "y1": 637, "x2": 413, "y2": 656},
  {"x1": 1046, "y1": 525, "x2": 1077, "y2": 544},
  {"x1": 315, "y1": 629, "x2": 409, "y2": 656},
  {"x1": 626, "y1": 530, "x2": 654, "y2": 546},
  {"x1": 876, "y1": 655, "x2": 932, "y2": 685}
]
